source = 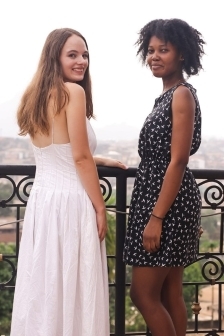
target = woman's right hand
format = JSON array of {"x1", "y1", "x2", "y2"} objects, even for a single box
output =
[{"x1": 96, "y1": 209, "x2": 108, "y2": 241}]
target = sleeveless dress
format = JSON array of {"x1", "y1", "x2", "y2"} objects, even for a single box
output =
[
  {"x1": 123, "y1": 82, "x2": 202, "y2": 267},
  {"x1": 10, "y1": 119, "x2": 110, "y2": 336}
]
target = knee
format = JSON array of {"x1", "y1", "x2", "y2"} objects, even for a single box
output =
[
  {"x1": 130, "y1": 284, "x2": 148, "y2": 310},
  {"x1": 162, "y1": 287, "x2": 184, "y2": 309},
  {"x1": 130, "y1": 285, "x2": 139, "y2": 306},
  {"x1": 130, "y1": 285, "x2": 157, "y2": 313}
]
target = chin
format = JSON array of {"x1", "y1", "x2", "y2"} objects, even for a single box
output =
[
  {"x1": 73, "y1": 76, "x2": 85, "y2": 82},
  {"x1": 65, "y1": 75, "x2": 85, "y2": 83},
  {"x1": 152, "y1": 72, "x2": 162, "y2": 78}
]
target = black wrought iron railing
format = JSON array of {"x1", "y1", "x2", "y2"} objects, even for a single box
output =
[{"x1": 0, "y1": 165, "x2": 224, "y2": 336}]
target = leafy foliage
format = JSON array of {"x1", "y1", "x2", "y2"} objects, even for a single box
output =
[
  {"x1": 200, "y1": 209, "x2": 220, "y2": 240},
  {"x1": 0, "y1": 193, "x2": 221, "y2": 333},
  {"x1": 0, "y1": 243, "x2": 16, "y2": 335},
  {"x1": 0, "y1": 182, "x2": 14, "y2": 216},
  {"x1": 105, "y1": 195, "x2": 206, "y2": 331},
  {"x1": 183, "y1": 262, "x2": 204, "y2": 319}
]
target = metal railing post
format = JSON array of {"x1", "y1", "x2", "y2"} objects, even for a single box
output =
[{"x1": 115, "y1": 171, "x2": 127, "y2": 336}]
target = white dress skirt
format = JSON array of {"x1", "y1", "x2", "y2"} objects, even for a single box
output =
[{"x1": 10, "y1": 120, "x2": 110, "y2": 336}]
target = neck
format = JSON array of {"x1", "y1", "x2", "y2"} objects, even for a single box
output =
[{"x1": 162, "y1": 78, "x2": 185, "y2": 94}]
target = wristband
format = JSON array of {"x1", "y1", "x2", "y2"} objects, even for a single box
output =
[{"x1": 151, "y1": 213, "x2": 164, "y2": 220}]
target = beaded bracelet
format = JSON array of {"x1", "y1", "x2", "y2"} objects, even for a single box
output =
[{"x1": 151, "y1": 213, "x2": 164, "y2": 220}]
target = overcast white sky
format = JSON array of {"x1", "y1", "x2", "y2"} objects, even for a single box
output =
[{"x1": 0, "y1": 0, "x2": 223, "y2": 139}]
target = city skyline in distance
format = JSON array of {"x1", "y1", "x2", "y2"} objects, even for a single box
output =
[{"x1": 0, "y1": 93, "x2": 223, "y2": 141}]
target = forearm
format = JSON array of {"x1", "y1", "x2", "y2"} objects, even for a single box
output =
[
  {"x1": 75, "y1": 156, "x2": 105, "y2": 212},
  {"x1": 152, "y1": 161, "x2": 187, "y2": 218},
  {"x1": 93, "y1": 156, "x2": 105, "y2": 166}
]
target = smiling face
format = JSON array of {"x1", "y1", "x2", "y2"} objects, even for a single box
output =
[
  {"x1": 60, "y1": 34, "x2": 89, "y2": 82},
  {"x1": 147, "y1": 36, "x2": 183, "y2": 79}
]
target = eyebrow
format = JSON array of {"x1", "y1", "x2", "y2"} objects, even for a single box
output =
[
  {"x1": 67, "y1": 49, "x2": 89, "y2": 54},
  {"x1": 148, "y1": 44, "x2": 167, "y2": 48}
]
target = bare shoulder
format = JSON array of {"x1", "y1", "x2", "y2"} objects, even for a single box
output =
[
  {"x1": 64, "y1": 82, "x2": 85, "y2": 98},
  {"x1": 172, "y1": 85, "x2": 195, "y2": 114},
  {"x1": 173, "y1": 84, "x2": 194, "y2": 103}
]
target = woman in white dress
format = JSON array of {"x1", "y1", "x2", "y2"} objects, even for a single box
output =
[{"x1": 10, "y1": 28, "x2": 126, "y2": 336}]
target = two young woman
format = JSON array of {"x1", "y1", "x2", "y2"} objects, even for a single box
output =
[{"x1": 11, "y1": 18, "x2": 205, "y2": 336}]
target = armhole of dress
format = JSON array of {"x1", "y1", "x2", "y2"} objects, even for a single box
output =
[
  {"x1": 169, "y1": 83, "x2": 187, "y2": 120},
  {"x1": 174, "y1": 83, "x2": 198, "y2": 118}
]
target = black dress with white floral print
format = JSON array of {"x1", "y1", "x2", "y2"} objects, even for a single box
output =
[{"x1": 123, "y1": 82, "x2": 202, "y2": 267}]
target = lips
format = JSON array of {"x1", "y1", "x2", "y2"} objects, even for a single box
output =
[
  {"x1": 151, "y1": 64, "x2": 162, "y2": 70},
  {"x1": 72, "y1": 68, "x2": 84, "y2": 72}
]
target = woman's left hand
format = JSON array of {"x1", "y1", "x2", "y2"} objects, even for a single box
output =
[{"x1": 143, "y1": 217, "x2": 162, "y2": 253}]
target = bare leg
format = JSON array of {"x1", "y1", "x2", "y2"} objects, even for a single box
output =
[
  {"x1": 130, "y1": 266, "x2": 176, "y2": 336},
  {"x1": 161, "y1": 267, "x2": 187, "y2": 336}
]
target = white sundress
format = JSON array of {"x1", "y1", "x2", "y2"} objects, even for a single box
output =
[{"x1": 10, "y1": 119, "x2": 110, "y2": 336}]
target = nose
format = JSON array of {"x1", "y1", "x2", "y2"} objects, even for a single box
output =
[
  {"x1": 147, "y1": 51, "x2": 159, "y2": 66},
  {"x1": 76, "y1": 55, "x2": 88, "y2": 64},
  {"x1": 151, "y1": 52, "x2": 160, "y2": 60}
]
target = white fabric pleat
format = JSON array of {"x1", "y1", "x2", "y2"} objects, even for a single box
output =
[{"x1": 10, "y1": 120, "x2": 109, "y2": 336}]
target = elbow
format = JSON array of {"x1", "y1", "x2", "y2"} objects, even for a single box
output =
[
  {"x1": 73, "y1": 153, "x2": 91, "y2": 166},
  {"x1": 170, "y1": 157, "x2": 189, "y2": 170}
]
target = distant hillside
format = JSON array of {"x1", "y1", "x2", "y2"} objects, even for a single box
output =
[
  {"x1": 0, "y1": 96, "x2": 141, "y2": 141},
  {"x1": 0, "y1": 137, "x2": 29, "y2": 151},
  {"x1": 0, "y1": 134, "x2": 224, "y2": 169},
  {"x1": 94, "y1": 122, "x2": 140, "y2": 141}
]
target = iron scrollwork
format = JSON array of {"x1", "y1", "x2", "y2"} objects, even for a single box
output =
[
  {"x1": 0, "y1": 256, "x2": 17, "y2": 289},
  {"x1": 0, "y1": 176, "x2": 16, "y2": 207},
  {"x1": 198, "y1": 179, "x2": 224, "y2": 209},
  {"x1": 16, "y1": 176, "x2": 34, "y2": 204},
  {"x1": 205, "y1": 331, "x2": 220, "y2": 336},
  {"x1": 99, "y1": 177, "x2": 112, "y2": 202},
  {"x1": 201, "y1": 254, "x2": 224, "y2": 282}
]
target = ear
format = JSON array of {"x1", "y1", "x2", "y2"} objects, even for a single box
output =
[{"x1": 180, "y1": 55, "x2": 184, "y2": 61}]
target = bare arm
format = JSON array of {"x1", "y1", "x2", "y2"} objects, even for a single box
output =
[
  {"x1": 94, "y1": 156, "x2": 128, "y2": 169},
  {"x1": 143, "y1": 85, "x2": 195, "y2": 252},
  {"x1": 152, "y1": 86, "x2": 195, "y2": 216},
  {"x1": 65, "y1": 82, "x2": 107, "y2": 241}
]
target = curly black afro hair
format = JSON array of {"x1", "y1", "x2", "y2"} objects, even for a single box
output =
[{"x1": 136, "y1": 18, "x2": 206, "y2": 77}]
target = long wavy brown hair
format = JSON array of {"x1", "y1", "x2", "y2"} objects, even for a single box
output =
[{"x1": 17, "y1": 28, "x2": 93, "y2": 137}]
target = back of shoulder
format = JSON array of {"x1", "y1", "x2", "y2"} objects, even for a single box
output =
[{"x1": 64, "y1": 82, "x2": 85, "y2": 99}]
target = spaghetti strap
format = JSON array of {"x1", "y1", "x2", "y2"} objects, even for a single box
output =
[{"x1": 51, "y1": 117, "x2": 55, "y2": 144}]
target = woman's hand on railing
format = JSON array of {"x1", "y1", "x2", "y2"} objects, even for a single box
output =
[{"x1": 93, "y1": 156, "x2": 128, "y2": 169}]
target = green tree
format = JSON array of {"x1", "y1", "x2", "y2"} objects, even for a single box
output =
[
  {"x1": 125, "y1": 269, "x2": 146, "y2": 332},
  {"x1": 105, "y1": 196, "x2": 206, "y2": 330},
  {"x1": 200, "y1": 209, "x2": 220, "y2": 240},
  {"x1": 105, "y1": 196, "x2": 117, "y2": 332},
  {"x1": 183, "y1": 262, "x2": 204, "y2": 319},
  {"x1": 0, "y1": 243, "x2": 16, "y2": 335},
  {"x1": 200, "y1": 239, "x2": 218, "y2": 253},
  {"x1": 105, "y1": 196, "x2": 147, "y2": 332},
  {"x1": 0, "y1": 182, "x2": 14, "y2": 217}
]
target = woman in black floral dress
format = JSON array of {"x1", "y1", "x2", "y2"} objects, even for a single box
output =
[{"x1": 123, "y1": 19, "x2": 205, "y2": 336}]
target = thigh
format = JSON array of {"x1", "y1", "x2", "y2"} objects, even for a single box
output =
[
  {"x1": 161, "y1": 266, "x2": 184, "y2": 301},
  {"x1": 131, "y1": 266, "x2": 171, "y2": 300}
]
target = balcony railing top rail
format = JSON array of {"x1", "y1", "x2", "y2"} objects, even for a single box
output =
[{"x1": 0, "y1": 165, "x2": 224, "y2": 336}]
